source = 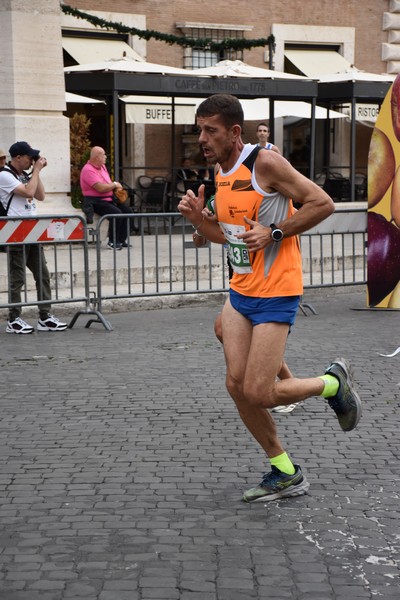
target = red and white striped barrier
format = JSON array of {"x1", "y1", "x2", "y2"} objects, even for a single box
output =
[{"x1": 0, "y1": 217, "x2": 85, "y2": 244}]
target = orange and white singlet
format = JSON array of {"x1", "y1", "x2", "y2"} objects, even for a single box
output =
[{"x1": 215, "y1": 144, "x2": 303, "y2": 298}]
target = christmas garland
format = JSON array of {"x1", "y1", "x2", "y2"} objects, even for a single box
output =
[{"x1": 61, "y1": 4, "x2": 275, "y2": 52}]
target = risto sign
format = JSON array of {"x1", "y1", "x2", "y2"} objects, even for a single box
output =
[{"x1": 356, "y1": 103, "x2": 380, "y2": 122}]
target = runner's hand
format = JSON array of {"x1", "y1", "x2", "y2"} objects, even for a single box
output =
[
  {"x1": 178, "y1": 183, "x2": 205, "y2": 224},
  {"x1": 237, "y1": 216, "x2": 272, "y2": 252}
]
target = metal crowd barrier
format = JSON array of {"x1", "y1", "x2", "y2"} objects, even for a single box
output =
[
  {"x1": 91, "y1": 208, "x2": 367, "y2": 314},
  {"x1": 301, "y1": 207, "x2": 367, "y2": 289},
  {"x1": 0, "y1": 209, "x2": 367, "y2": 330},
  {"x1": 0, "y1": 214, "x2": 112, "y2": 331},
  {"x1": 92, "y1": 213, "x2": 228, "y2": 313}
]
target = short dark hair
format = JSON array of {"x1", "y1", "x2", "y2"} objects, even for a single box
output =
[
  {"x1": 257, "y1": 122, "x2": 269, "y2": 130},
  {"x1": 196, "y1": 94, "x2": 244, "y2": 129}
]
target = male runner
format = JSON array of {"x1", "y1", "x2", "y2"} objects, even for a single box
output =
[{"x1": 178, "y1": 93, "x2": 361, "y2": 503}]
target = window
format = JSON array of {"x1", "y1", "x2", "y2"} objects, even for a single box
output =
[
  {"x1": 176, "y1": 22, "x2": 253, "y2": 69},
  {"x1": 191, "y1": 48, "x2": 220, "y2": 69},
  {"x1": 271, "y1": 24, "x2": 355, "y2": 73}
]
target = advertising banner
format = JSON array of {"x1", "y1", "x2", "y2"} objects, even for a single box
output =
[{"x1": 367, "y1": 74, "x2": 400, "y2": 308}]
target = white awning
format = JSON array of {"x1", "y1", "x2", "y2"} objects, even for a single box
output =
[
  {"x1": 285, "y1": 49, "x2": 353, "y2": 78},
  {"x1": 64, "y1": 58, "x2": 191, "y2": 75},
  {"x1": 63, "y1": 37, "x2": 144, "y2": 65},
  {"x1": 317, "y1": 71, "x2": 396, "y2": 83},
  {"x1": 191, "y1": 59, "x2": 308, "y2": 80},
  {"x1": 121, "y1": 95, "x2": 345, "y2": 124},
  {"x1": 65, "y1": 92, "x2": 105, "y2": 104},
  {"x1": 239, "y1": 99, "x2": 346, "y2": 120}
]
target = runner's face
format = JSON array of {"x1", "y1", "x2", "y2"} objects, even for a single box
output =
[
  {"x1": 257, "y1": 127, "x2": 269, "y2": 142},
  {"x1": 197, "y1": 114, "x2": 237, "y2": 166}
]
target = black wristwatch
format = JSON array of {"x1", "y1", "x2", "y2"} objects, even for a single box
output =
[{"x1": 270, "y1": 223, "x2": 284, "y2": 242}]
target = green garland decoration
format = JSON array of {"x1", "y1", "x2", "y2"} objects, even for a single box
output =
[{"x1": 61, "y1": 4, "x2": 275, "y2": 52}]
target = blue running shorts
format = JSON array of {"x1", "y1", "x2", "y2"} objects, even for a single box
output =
[{"x1": 229, "y1": 289, "x2": 300, "y2": 326}]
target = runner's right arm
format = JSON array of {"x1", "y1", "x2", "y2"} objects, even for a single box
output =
[{"x1": 178, "y1": 184, "x2": 225, "y2": 244}]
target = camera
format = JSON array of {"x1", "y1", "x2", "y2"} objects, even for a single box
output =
[{"x1": 32, "y1": 154, "x2": 41, "y2": 162}]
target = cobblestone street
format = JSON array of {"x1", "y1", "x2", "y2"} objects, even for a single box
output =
[{"x1": 0, "y1": 289, "x2": 399, "y2": 600}]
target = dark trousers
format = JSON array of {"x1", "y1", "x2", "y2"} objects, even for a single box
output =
[
  {"x1": 8, "y1": 244, "x2": 51, "y2": 321},
  {"x1": 91, "y1": 199, "x2": 133, "y2": 244}
]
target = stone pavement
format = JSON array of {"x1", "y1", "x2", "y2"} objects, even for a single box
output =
[{"x1": 0, "y1": 288, "x2": 399, "y2": 600}]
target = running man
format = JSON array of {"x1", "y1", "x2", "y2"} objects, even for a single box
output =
[{"x1": 178, "y1": 93, "x2": 362, "y2": 503}]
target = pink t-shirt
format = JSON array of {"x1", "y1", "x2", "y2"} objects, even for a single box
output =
[{"x1": 80, "y1": 162, "x2": 113, "y2": 200}]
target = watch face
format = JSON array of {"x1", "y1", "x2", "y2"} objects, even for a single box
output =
[{"x1": 272, "y1": 228, "x2": 283, "y2": 241}]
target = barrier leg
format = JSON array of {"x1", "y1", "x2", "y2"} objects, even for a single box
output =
[
  {"x1": 68, "y1": 309, "x2": 113, "y2": 331},
  {"x1": 299, "y1": 296, "x2": 318, "y2": 316}
]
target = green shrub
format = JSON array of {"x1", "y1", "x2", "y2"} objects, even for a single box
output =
[{"x1": 69, "y1": 113, "x2": 91, "y2": 209}]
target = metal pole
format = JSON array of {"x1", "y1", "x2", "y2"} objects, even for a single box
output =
[
  {"x1": 309, "y1": 97, "x2": 316, "y2": 181},
  {"x1": 269, "y1": 98, "x2": 275, "y2": 142},
  {"x1": 171, "y1": 96, "x2": 176, "y2": 210},
  {"x1": 350, "y1": 97, "x2": 356, "y2": 202},
  {"x1": 112, "y1": 88, "x2": 120, "y2": 181}
]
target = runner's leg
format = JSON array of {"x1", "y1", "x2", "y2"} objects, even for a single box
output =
[{"x1": 220, "y1": 299, "x2": 285, "y2": 457}]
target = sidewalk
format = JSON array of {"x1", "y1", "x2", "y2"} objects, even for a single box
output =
[{"x1": 0, "y1": 289, "x2": 399, "y2": 599}]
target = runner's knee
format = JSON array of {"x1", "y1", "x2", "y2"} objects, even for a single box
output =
[
  {"x1": 244, "y1": 381, "x2": 277, "y2": 408},
  {"x1": 214, "y1": 313, "x2": 223, "y2": 343}
]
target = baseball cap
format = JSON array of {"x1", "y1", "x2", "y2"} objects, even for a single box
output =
[
  {"x1": 9, "y1": 141, "x2": 40, "y2": 158},
  {"x1": 0, "y1": 149, "x2": 6, "y2": 158}
]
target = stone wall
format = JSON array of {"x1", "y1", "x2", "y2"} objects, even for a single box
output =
[{"x1": 0, "y1": 0, "x2": 71, "y2": 214}]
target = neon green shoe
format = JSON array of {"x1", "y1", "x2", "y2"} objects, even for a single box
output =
[{"x1": 325, "y1": 358, "x2": 362, "y2": 431}]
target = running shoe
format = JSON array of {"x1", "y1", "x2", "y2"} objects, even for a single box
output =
[
  {"x1": 37, "y1": 314, "x2": 68, "y2": 332},
  {"x1": 324, "y1": 358, "x2": 362, "y2": 431},
  {"x1": 242, "y1": 465, "x2": 310, "y2": 503},
  {"x1": 6, "y1": 317, "x2": 34, "y2": 334},
  {"x1": 272, "y1": 404, "x2": 297, "y2": 413}
]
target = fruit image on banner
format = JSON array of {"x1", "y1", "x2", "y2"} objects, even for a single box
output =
[{"x1": 367, "y1": 74, "x2": 400, "y2": 308}]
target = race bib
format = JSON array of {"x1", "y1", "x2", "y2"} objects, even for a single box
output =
[{"x1": 219, "y1": 222, "x2": 253, "y2": 274}]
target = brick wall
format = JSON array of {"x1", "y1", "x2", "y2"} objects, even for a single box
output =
[
  {"x1": 71, "y1": 0, "x2": 389, "y2": 73},
  {"x1": 66, "y1": 1, "x2": 391, "y2": 176}
]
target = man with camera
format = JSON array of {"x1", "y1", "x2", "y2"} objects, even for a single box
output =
[{"x1": 0, "y1": 141, "x2": 67, "y2": 333}]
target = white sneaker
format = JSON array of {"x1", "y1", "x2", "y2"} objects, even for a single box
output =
[
  {"x1": 271, "y1": 404, "x2": 297, "y2": 413},
  {"x1": 6, "y1": 317, "x2": 34, "y2": 334},
  {"x1": 37, "y1": 314, "x2": 68, "y2": 332},
  {"x1": 107, "y1": 241, "x2": 122, "y2": 250}
]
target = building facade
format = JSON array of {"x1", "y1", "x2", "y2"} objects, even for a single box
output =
[
  {"x1": 63, "y1": 0, "x2": 395, "y2": 199},
  {"x1": 1, "y1": 0, "x2": 398, "y2": 208},
  {"x1": 69, "y1": 0, "x2": 390, "y2": 73}
]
